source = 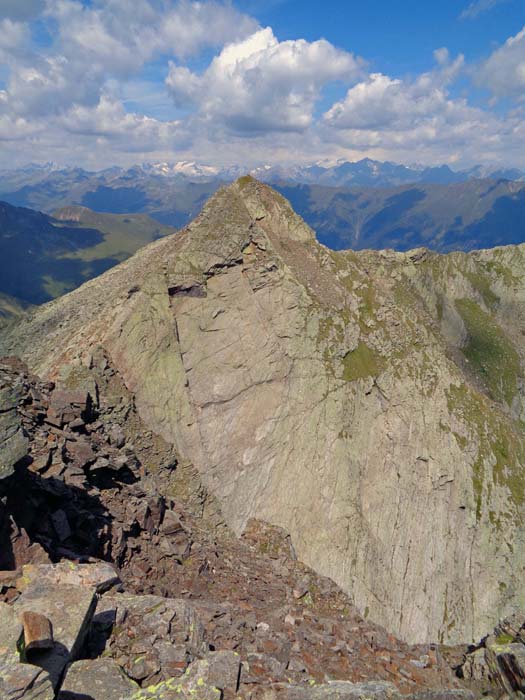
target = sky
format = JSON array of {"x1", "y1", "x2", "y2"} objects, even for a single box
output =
[{"x1": 0, "y1": 0, "x2": 524, "y2": 170}]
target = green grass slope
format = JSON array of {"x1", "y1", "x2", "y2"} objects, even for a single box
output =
[
  {"x1": 0, "y1": 201, "x2": 177, "y2": 306},
  {"x1": 53, "y1": 206, "x2": 176, "y2": 262}
]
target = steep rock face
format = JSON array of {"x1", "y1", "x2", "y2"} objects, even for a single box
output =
[
  {"x1": 0, "y1": 364, "x2": 28, "y2": 479},
  {"x1": 2, "y1": 177, "x2": 525, "y2": 646}
]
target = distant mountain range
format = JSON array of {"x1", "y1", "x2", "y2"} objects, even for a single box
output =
[
  {"x1": 1, "y1": 158, "x2": 524, "y2": 217},
  {"x1": 278, "y1": 179, "x2": 525, "y2": 252},
  {"x1": 0, "y1": 164, "x2": 218, "y2": 227}
]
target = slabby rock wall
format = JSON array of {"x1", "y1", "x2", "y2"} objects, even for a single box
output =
[{"x1": 3, "y1": 178, "x2": 525, "y2": 645}]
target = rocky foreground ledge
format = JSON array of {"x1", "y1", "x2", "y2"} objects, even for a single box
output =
[{"x1": 0, "y1": 357, "x2": 521, "y2": 699}]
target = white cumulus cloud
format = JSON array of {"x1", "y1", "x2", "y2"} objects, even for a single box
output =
[
  {"x1": 166, "y1": 27, "x2": 364, "y2": 133},
  {"x1": 57, "y1": 94, "x2": 189, "y2": 152},
  {"x1": 0, "y1": 1, "x2": 524, "y2": 169},
  {"x1": 323, "y1": 54, "x2": 466, "y2": 132},
  {"x1": 319, "y1": 53, "x2": 522, "y2": 165},
  {"x1": 476, "y1": 26, "x2": 525, "y2": 98}
]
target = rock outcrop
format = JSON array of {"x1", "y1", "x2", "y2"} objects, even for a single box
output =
[
  {"x1": 0, "y1": 364, "x2": 28, "y2": 479},
  {"x1": 2, "y1": 177, "x2": 525, "y2": 646}
]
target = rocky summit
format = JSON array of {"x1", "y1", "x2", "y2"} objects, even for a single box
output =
[{"x1": 2, "y1": 177, "x2": 525, "y2": 696}]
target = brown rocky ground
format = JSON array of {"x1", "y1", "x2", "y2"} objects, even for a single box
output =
[{"x1": 0, "y1": 356, "x2": 513, "y2": 698}]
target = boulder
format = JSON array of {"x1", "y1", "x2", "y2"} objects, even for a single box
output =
[
  {"x1": 96, "y1": 593, "x2": 207, "y2": 684},
  {"x1": 59, "y1": 658, "x2": 139, "y2": 700},
  {"x1": 17, "y1": 561, "x2": 121, "y2": 594},
  {"x1": 187, "y1": 651, "x2": 241, "y2": 695},
  {"x1": 14, "y1": 580, "x2": 97, "y2": 688},
  {"x1": 0, "y1": 367, "x2": 27, "y2": 480},
  {"x1": 46, "y1": 389, "x2": 91, "y2": 428}
]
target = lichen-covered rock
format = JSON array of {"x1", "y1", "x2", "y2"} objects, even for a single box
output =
[
  {"x1": 251, "y1": 680, "x2": 400, "y2": 700},
  {"x1": 17, "y1": 562, "x2": 121, "y2": 594},
  {"x1": 96, "y1": 593, "x2": 207, "y2": 684},
  {"x1": 5, "y1": 179, "x2": 525, "y2": 646},
  {"x1": 14, "y1": 581, "x2": 97, "y2": 687},
  {"x1": 59, "y1": 658, "x2": 139, "y2": 700},
  {"x1": 189, "y1": 652, "x2": 241, "y2": 695},
  {"x1": 131, "y1": 668, "x2": 221, "y2": 700},
  {"x1": 0, "y1": 660, "x2": 54, "y2": 700}
]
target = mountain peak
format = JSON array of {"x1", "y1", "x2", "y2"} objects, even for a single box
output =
[
  {"x1": 177, "y1": 177, "x2": 316, "y2": 273},
  {"x1": 230, "y1": 175, "x2": 316, "y2": 243}
]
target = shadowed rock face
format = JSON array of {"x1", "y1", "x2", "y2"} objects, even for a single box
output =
[
  {"x1": 0, "y1": 366, "x2": 28, "y2": 480},
  {"x1": 3, "y1": 177, "x2": 525, "y2": 645}
]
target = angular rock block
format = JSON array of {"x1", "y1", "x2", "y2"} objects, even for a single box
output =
[
  {"x1": 97, "y1": 593, "x2": 207, "y2": 684},
  {"x1": 20, "y1": 611, "x2": 53, "y2": 652},
  {"x1": 59, "y1": 658, "x2": 139, "y2": 700},
  {"x1": 0, "y1": 660, "x2": 55, "y2": 700},
  {"x1": 14, "y1": 580, "x2": 97, "y2": 688},
  {"x1": 17, "y1": 561, "x2": 121, "y2": 594},
  {"x1": 0, "y1": 368, "x2": 28, "y2": 480},
  {"x1": 186, "y1": 652, "x2": 241, "y2": 695}
]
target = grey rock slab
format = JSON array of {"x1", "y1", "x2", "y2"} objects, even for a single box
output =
[
  {"x1": 18, "y1": 561, "x2": 121, "y2": 594},
  {"x1": 130, "y1": 666, "x2": 222, "y2": 700},
  {"x1": 0, "y1": 601, "x2": 23, "y2": 660},
  {"x1": 14, "y1": 581, "x2": 97, "y2": 688},
  {"x1": 254, "y1": 681, "x2": 401, "y2": 700},
  {"x1": 59, "y1": 658, "x2": 139, "y2": 700},
  {"x1": 190, "y1": 652, "x2": 241, "y2": 694},
  {"x1": 0, "y1": 659, "x2": 54, "y2": 700},
  {"x1": 0, "y1": 373, "x2": 27, "y2": 480}
]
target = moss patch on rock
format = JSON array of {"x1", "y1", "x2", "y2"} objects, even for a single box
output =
[
  {"x1": 446, "y1": 383, "x2": 525, "y2": 521},
  {"x1": 455, "y1": 298, "x2": 521, "y2": 406},
  {"x1": 342, "y1": 342, "x2": 383, "y2": 382}
]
